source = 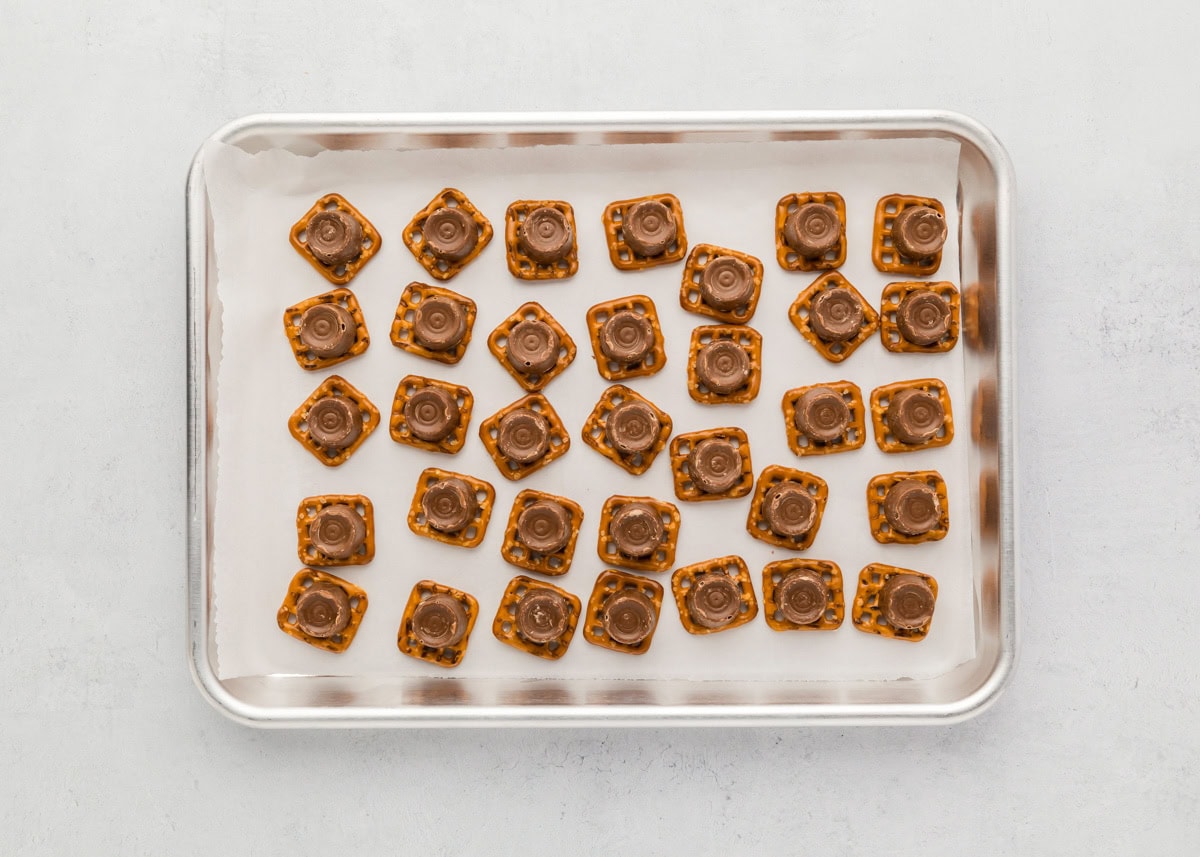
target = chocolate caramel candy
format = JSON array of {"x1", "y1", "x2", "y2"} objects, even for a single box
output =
[
  {"x1": 809, "y1": 287, "x2": 864, "y2": 342},
  {"x1": 516, "y1": 500, "x2": 572, "y2": 554},
  {"x1": 762, "y1": 481, "x2": 817, "y2": 538},
  {"x1": 305, "y1": 210, "x2": 363, "y2": 266},
  {"x1": 298, "y1": 303, "x2": 356, "y2": 358},
  {"x1": 883, "y1": 479, "x2": 941, "y2": 536},
  {"x1": 602, "y1": 590, "x2": 657, "y2": 645},
  {"x1": 783, "y1": 203, "x2": 841, "y2": 258},
  {"x1": 622, "y1": 200, "x2": 676, "y2": 257},
  {"x1": 879, "y1": 574, "x2": 936, "y2": 630},
  {"x1": 776, "y1": 570, "x2": 828, "y2": 625},
  {"x1": 308, "y1": 504, "x2": 366, "y2": 559},
  {"x1": 699, "y1": 256, "x2": 754, "y2": 310},
  {"x1": 307, "y1": 397, "x2": 362, "y2": 452},
  {"x1": 609, "y1": 503, "x2": 664, "y2": 558},
  {"x1": 892, "y1": 205, "x2": 947, "y2": 259},
  {"x1": 404, "y1": 387, "x2": 461, "y2": 442},
  {"x1": 686, "y1": 574, "x2": 741, "y2": 629},
  {"x1": 421, "y1": 478, "x2": 478, "y2": 533},
  {"x1": 688, "y1": 438, "x2": 742, "y2": 494},
  {"x1": 886, "y1": 388, "x2": 946, "y2": 444},
  {"x1": 794, "y1": 387, "x2": 851, "y2": 442},
  {"x1": 412, "y1": 296, "x2": 468, "y2": 352},
  {"x1": 896, "y1": 291, "x2": 951, "y2": 346},
  {"x1": 411, "y1": 593, "x2": 469, "y2": 647},
  {"x1": 518, "y1": 207, "x2": 573, "y2": 263},
  {"x1": 515, "y1": 589, "x2": 570, "y2": 644},
  {"x1": 424, "y1": 206, "x2": 479, "y2": 262},
  {"x1": 598, "y1": 311, "x2": 655, "y2": 365},
  {"x1": 506, "y1": 319, "x2": 560, "y2": 376},
  {"x1": 694, "y1": 340, "x2": 750, "y2": 395},
  {"x1": 295, "y1": 583, "x2": 351, "y2": 638},
  {"x1": 606, "y1": 400, "x2": 661, "y2": 456},
  {"x1": 496, "y1": 409, "x2": 550, "y2": 464}
]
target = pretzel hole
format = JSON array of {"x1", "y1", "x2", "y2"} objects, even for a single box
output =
[
  {"x1": 465, "y1": 526, "x2": 478, "y2": 540},
  {"x1": 286, "y1": 613, "x2": 297, "y2": 624},
  {"x1": 300, "y1": 577, "x2": 314, "y2": 589}
]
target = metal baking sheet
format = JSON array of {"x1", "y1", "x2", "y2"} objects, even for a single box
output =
[{"x1": 187, "y1": 111, "x2": 1017, "y2": 726}]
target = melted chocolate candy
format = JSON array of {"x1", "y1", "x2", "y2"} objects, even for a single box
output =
[
  {"x1": 518, "y1": 206, "x2": 573, "y2": 263},
  {"x1": 776, "y1": 570, "x2": 828, "y2": 625},
  {"x1": 700, "y1": 256, "x2": 754, "y2": 310},
  {"x1": 688, "y1": 438, "x2": 742, "y2": 494},
  {"x1": 412, "y1": 296, "x2": 468, "y2": 352},
  {"x1": 609, "y1": 503, "x2": 665, "y2": 558},
  {"x1": 879, "y1": 574, "x2": 936, "y2": 630},
  {"x1": 783, "y1": 203, "x2": 841, "y2": 258},
  {"x1": 891, "y1": 205, "x2": 947, "y2": 259},
  {"x1": 809, "y1": 287, "x2": 864, "y2": 343},
  {"x1": 298, "y1": 303, "x2": 357, "y2": 358},
  {"x1": 411, "y1": 593, "x2": 468, "y2": 647},
  {"x1": 404, "y1": 387, "x2": 461, "y2": 443},
  {"x1": 308, "y1": 504, "x2": 366, "y2": 559},
  {"x1": 421, "y1": 478, "x2": 478, "y2": 533},
  {"x1": 686, "y1": 574, "x2": 741, "y2": 629},
  {"x1": 762, "y1": 481, "x2": 817, "y2": 538},
  {"x1": 794, "y1": 387, "x2": 851, "y2": 443},
  {"x1": 515, "y1": 589, "x2": 570, "y2": 644},
  {"x1": 598, "y1": 311, "x2": 655, "y2": 365},
  {"x1": 896, "y1": 290, "x2": 951, "y2": 345},
  {"x1": 694, "y1": 340, "x2": 751, "y2": 395},
  {"x1": 496, "y1": 409, "x2": 550, "y2": 465},
  {"x1": 305, "y1": 210, "x2": 363, "y2": 266},
  {"x1": 886, "y1": 388, "x2": 946, "y2": 444},
  {"x1": 883, "y1": 479, "x2": 941, "y2": 536},
  {"x1": 306, "y1": 397, "x2": 362, "y2": 452},
  {"x1": 295, "y1": 583, "x2": 351, "y2": 638},
  {"x1": 602, "y1": 590, "x2": 657, "y2": 645},
  {"x1": 506, "y1": 319, "x2": 560, "y2": 376},
  {"x1": 424, "y1": 206, "x2": 479, "y2": 262},
  {"x1": 606, "y1": 400, "x2": 661, "y2": 456},
  {"x1": 622, "y1": 200, "x2": 677, "y2": 257},
  {"x1": 516, "y1": 500, "x2": 572, "y2": 554}
]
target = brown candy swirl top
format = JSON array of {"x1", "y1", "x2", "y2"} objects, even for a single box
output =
[
  {"x1": 598, "y1": 311, "x2": 655, "y2": 365},
  {"x1": 776, "y1": 570, "x2": 828, "y2": 625},
  {"x1": 606, "y1": 400, "x2": 661, "y2": 456},
  {"x1": 783, "y1": 203, "x2": 841, "y2": 257},
  {"x1": 424, "y1": 206, "x2": 479, "y2": 262},
  {"x1": 309, "y1": 504, "x2": 366, "y2": 559},
  {"x1": 404, "y1": 387, "x2": 461, "y2": 443},
  {"x1": 307, "y1": 397, "x2": 362, "y2": 451},
  {"x1": 794, "y1": 387, "x2": 851, "y2": 443},
  {"x1": 515, "y1": 589, "x2": 570, "y2": 644},
  {"x1": 411, "y1": 593, "x2": 468, "y2": 648},
  {"x1": 609, "y1": 502, "x2": 664, "y2": 558},
  {"x1": 892, "y1": 206, "x2": 947, "y2": 259},
  {"x1": 421, "y1": 477, "x2": 478, "y2": 533},
  {"x1": 686, "y1": 574, "x2": 741, "y2": 629},
  {"x1": 688, "y1": 438, "x2": 742, "y2": 494},
  {"x1": 694, "y1": 340, "x2": 751, "y2": 395},
  {"x1": 809, "y1": 288, "x2": 864, "y2": 343},
  {"x1": 883, "y1": 479, "x2": 941, "y2": 536},
  {"x1": 518, "y1": 207, "x2": 573, "y2": 263},
  {"x1": 496, "y1": 409, "x2": 551, "y2": 465},
  {"x1": 413, "y1": 296, "x2": 468, "y2": 351},
  {"x1": 699, "y1": 256, "x2": 755, "y2": 310},
  {"x1": 879, "y1": 574, "x2": 936, "y2": 630},
  {"x1": 298, "y1": 303, "x2": 357, "y2": 358},
  {"x1": 762, "y1": 481, "x2": 817, "y2": 538},
  {"x1": 896, "y1": 291, "x2": 951, "y2": 346},
  {"x1": 506, "y1": 319, "x2": 560, "y2": 376},
  {"x1": 295, "y1": 583, "x2": 352, "y2": 638},
  {"x1": 516, "y1": 500, "x2": 572, "y2": 554},
  {"x1": 306, "y1": 210, "x2": 363, "y2": 266},
  {"x1": 622, "y1": 200, "x2": 676, "y2": 257},
  {"x1": 886, "y1": 388, "x2": 946, "y2": 444},
  {"x1": 602, "y1": 590, "x2": 657, "y2": 645}
]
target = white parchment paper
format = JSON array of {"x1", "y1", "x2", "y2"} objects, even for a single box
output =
[{"x1": 205, "y1": 135, "x2": 973, "y2": 682}]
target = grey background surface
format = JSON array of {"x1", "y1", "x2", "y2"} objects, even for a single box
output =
[{"x1": 2, "y1": 1, "x2": 1197, "y2": 853}]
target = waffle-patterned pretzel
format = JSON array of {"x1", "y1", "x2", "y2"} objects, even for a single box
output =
[
  {"x1": 686, "y1": 325, "x2": 763, "y2": 404},
  {"x1": 287, "y1": 375, "x2": 380, "y2": 467},
  {"x1": 867, "y1": 470, "x2": 950, "y2": 545},
  {"x1": 402, "y1": 188, "x2": 493, "y2": 280},
  {"x1": 492, "y1": 576, "x2": 582, "y2": 660},
  {"x1": 389, "y1": 282, "x2": 477, "y2": 365},
  {"x1": 762, "y1": 559, "x2": 844, "y2": 631},
  {"x1": 276, "y1": 569, "x2": 368, "y2": 653},
  {"x1": 282, "y1": 289, "x2": 370, "y2": 370},
  {"x1": 289, "y1": 193, "x2": 381, "y2": 285},
  {"x1": 745, "y1": 465, "x2": 828, "y2": 551},
  {"x1": 583, "y1": 569, "x2": 665, "y2": 655},
  {"x1": 478, "y1": 393, "x2": 570, "y2": 481},
  {"x1": 679, "y1": 244, "x2": 763, "y2": 322},
  {"x1": 668, "y1": 427, "x2": 753, "y2": 502},
  {"x1": 406, "y1": 467, "x2": 495, "y2": 548},
  {"x1": 388, "y1": 375, "x2": 473, "y2": 455},
  {"x1": 788, "y1": 272, "x2": 879, "y2": 363},
  {"x1": 851, "y1": 563, "x2": 938, "y2": 642},
  {"x1": 596, "y1": 495, "x2": 681, "y2": 573},
  {"x1": 601, "y1": 193, "x2": 688, "y2": 270},
  {"x1": 670, "y1": 555, "x2": 758, "y2": 636},
  {"x1": 880, "y1": 282, "x2": 961, "y2": 353},
  {"x1": 296, "y1": 494, "x2": 374, "y2": 567},
  {"x1": 872, "y1": 194, "x2": 946, "y2": 276},
  {"x1": 487, "y1": 301, "x2": 577, "y2": 391},
  {"x1": 504, "y1": 199, "x2": 579, "y2": 280},
  {"x1": 869, "y1": 378, "x2": 955, "y2": 453},
  {"x1": 581, "y1": 385, "x2": 672, "y2": 475},
  {"x1": 781, "y1": 381, "x2": 866, "y2": 457},
  {"x1": 500, "y1": 489, "x2": 584, "y2": 576},
  {"x1": 584, "y1": 295, "x2": 667, "y2": 381},
  {"x1": 774, "y1": 192, "x2": 847, "y2": 272},
  {"x1": 397, "y1": 579, "x2": 479, "y2": 667}
]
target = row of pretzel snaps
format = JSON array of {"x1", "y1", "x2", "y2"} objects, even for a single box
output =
[{"x1": 277, "y1": 188, "x2": 954, "y2": 665}]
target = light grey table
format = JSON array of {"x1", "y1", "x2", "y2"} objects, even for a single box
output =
[{"x1": 2, "y1": 1, "x2": 1196, "y2": 853}]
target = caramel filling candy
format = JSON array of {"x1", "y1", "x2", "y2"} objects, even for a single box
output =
[
  {"x1": 296, "y1": 494, "x2": 374, "y2": 567},
  {"x1": 287, "y1": 375, "x2": 380, "y2": 467},
  {"x1": 602, "y1": 193, "x2": 688, "y2": 270},
  {"x1": 880, "y1": 281, "x2": 961, "y2": 353},
  {"x1": 679, "y1": 244, "x2": 763, "y2": 323},
  {"x1": 584, "y1": 569, "x2": 665, "y2": 655},
  {"x1": 493, "y1": 576, "x2": 582, "y2": 660},
  {"x1": 788, "y1": 272, "x2": 878, "y2": 363},
  {"x1": 781, "y1": 381, "x2": 866, "y2": 457},
  {"x1": 775, "y1": 192, "x2": 846, "y2": 272},
  {"x1": 398, "y1": 580, "x2": 480, "y2": 667},
  {"x1": 869, "y1": 379, "x2": 955, "y2": 453},
  {"x1": 479, "y1": 393, "x2": 570, "y2": 481},
  {"x1": 501, "y1": 489, "x2": 584, "y2": 576},
  {"x1": 407, "y1": 467, "x2": 495, "y2": 548},
  {"x1": 669, "y1": 427, "x2": 753, "y2": 502},
  {"x1": 390, "y1": 282, "x2": 477, "y2": 365},
  {"x1": 867, "y1": 470, "x2": 950, "y2": 544},
  {"x1": 596, "y1": 495, "x2": 680, "y2": 573},
  {"x1": 581, "y1": 385, "x2": 672, "y2": 476},
  {"x1": 277, "y1": 569, "x2": 369, "y2": 653},
  {"x1": 670, "y1": 556, "x2": 758, "y2": 635},
  {"x1": 505, "y1": 200, "x2": 579, "y2": 280},
  {"x1": 289, "y1": 194, "x2": 381, "y2": 285},
  {"x1": 389, "y1": 375, "x2": 473, "y2": 455},
  {"x1": 762, "y1": 559, "x2": 844, "y2": 631},
  {"x1": 403, "y1": 188, "x2": 493, "y2": 280},
  {"x1": 872, "y1": 194, "x2": 947, "y2": 276},
  {"x1": 746, "y1": 465, "x2": 828, "y2": 551},
  {"x1": 487, "y1": 302, "x2": 577, "y2": 391},
  {"x1": 282, "y1": 289, "x2": 370, "y2": 370},
  {"x1": 852, "y1": 564, "x2": 938, "y2": 641},
  {"x1": 687, "y1": 325, "x2": 762, "y2": 404},
  {"x1": 585, "y1": 296, "x2": 667, "y2": 382}
]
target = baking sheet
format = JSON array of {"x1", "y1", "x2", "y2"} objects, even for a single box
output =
[{"x1": 205, "y1": 136, "x2": 973, "y2": 683}]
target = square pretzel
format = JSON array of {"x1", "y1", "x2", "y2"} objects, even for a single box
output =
[
  {"x1": 397, "y1": 580, "x2": 479, "y2": 667},
  {"x1": 296, "y1": 494, "x2": 375, "y2": 567},
  {"x1": 406, "y1": 467, "x2": 495, "y2": 548},
  {"x1": 581, "y1": 385, "x2": 672, "y2": 475},
  {"x1": 500, "y1": 489, "x2": 585, "y2": 576},
  {"x1": 880, "y1": 282, "x2": 961, "y2": 353},
  {"x1": 389, "y1": 282, "x2": 477, "y2": 365},
  {"x1": 679, "y1": 244, "x2": 763, "y2": 322},
  {"x1": 487, "y1": 302, "x2": 577, "y2": 391},
  {"x1": 478, "y1": 393, "x2": 571, "y2": 481},
  {"x1": 276, "y1": 569, "x2": 368, "y2": 653},
  {"x1": 289, "y1": 193, "x2": 382, "y2": 285},
  {"x1": 583, "y1": 569, "x2": 665, "y2": 655},
  {"x1": 851, "y1": 563, "x2": 938, "y2": 642},
  {"x1": 687, "y1": 325, "x2": 763, "y2": 404},
  {"x1": 869, "y1": 378, "x2": 955, "y2": 453},
  {"x1": 668, "y1": 427, "x2": 754, "y2": 502},
  {"x1": 601, "y1": 193, "x2": 688, "y2": 270},
  {"x1": 788, "y1": 272, "x2": 879, "y2": 363},
  {"x1": 781, "y1": 381, "x2": 866, "y2": 457},
  {"x1": 596, "y1": 495, "x2": 681, "y2": 572},
  {"x1": 745, "y1": 465, "x2": 828, "y2": 550},
  {"x1": 282, "y1": 288, "x2": 370, "y2": 370},
  {"x1": 670, "y1": 555, "x2": 759, "y2": 636},
  {"x1": 584, "y1": 295, "x2": 667, "y2": 381},
  {"x1": 492, "y1": 576, "x2": 582, "y2": 660},
  {"x1": 389, "y1": 375, "x2": 474, "y2": 455},
  {"x1": 504, "y1": 200, "x2": 579, "y2": 280},
  {"x1": 774, "y1": 192, "x2": 847, "y2": 272},
  {"x1": 402, "y1": 188, "x2": 493, "y2": 280},
  {"x1": 762, "y1": 559, "x2": 845, "y2": 631},
  {"x1": 287, "y1": 375, "x2": 380, "y2": 467},
  {"x1": 872, "y1": 194, "x2": 947, "y2": 276},
  {"x1": 867, "y1": 470, "x2": 950, "y2": 545}
]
